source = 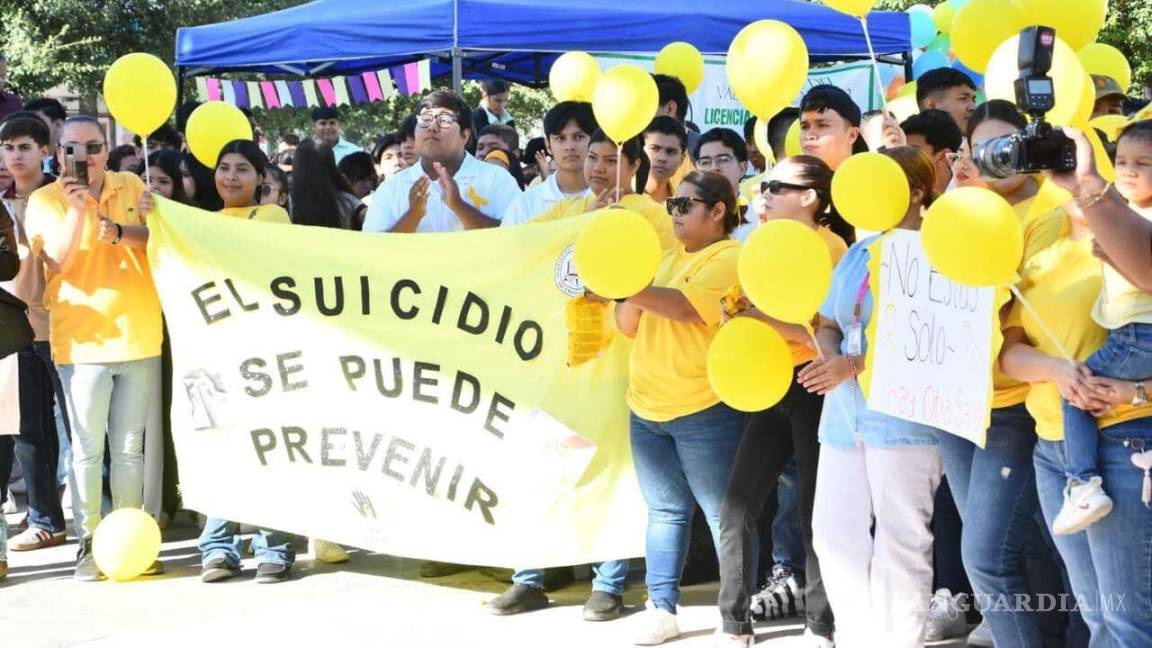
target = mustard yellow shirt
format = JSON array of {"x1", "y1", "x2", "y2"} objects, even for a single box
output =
[
  {"x1": 219, "y1": 204, "x2": 292, "y2": 224},
  {"x1": 24, "y1": 172, "x2": 162, "y2": 364},
  {"x1": 531, "y1": 192, "x2": 677, "y2": 254},
  {"x1": 1009, "y1": 228, "x2": 1152, "y2": 440},
  {"x1": 627, "y1": 239, "x2": 742, "y2": 422},
  {"x1": 992, "y1": 204, "x2": 1070, "y2": 408}
]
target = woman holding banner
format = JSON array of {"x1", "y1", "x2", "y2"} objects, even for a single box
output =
[
  {"x1": 198, "y1": 139, "x2": 296, "y2": 584},
  {"x1": 804, "y1": 147, "x2": 943, "y2": 648},
  {"x1": 1001, "y1": 124, "x2": 1152, "y2": 647},
  {"x1": 614, "y1": 171, "x2": 744, "y2": 646},
  {"x1": 930, "y1": 99, "x2": 1073, "y2": 647},
  {"x1": 715, "y1": 155, "x2": 850, "y2": 648}
]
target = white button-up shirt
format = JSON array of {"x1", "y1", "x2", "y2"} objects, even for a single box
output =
[
  {"x1": 500, "y1": 173, "x2": 592, "y2": 227},
  {"x1": 363, "y1": 154, "x2": 521, "y2": 233}
]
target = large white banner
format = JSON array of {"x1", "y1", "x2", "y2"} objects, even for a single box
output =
[
  {"x1": 594, "y1": 54, "x2": 890, "y2": 132},
  {"x1": 867, "y1": 230, "x2": 996, "y2": 445}
]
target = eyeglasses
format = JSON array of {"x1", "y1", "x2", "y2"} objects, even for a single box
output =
[
  {"x1": 416, "y1": 113, "x2": 459, "y2": 129},
  {"x1": 62, "y1": 142, "x2": 105, "y2": 155},
  {"x1": 665, "y1": 196, "x2": 710, "y2": 214},
  {"x1": 696, "y1": 154, "x2": 736, "y2": 170},
  {"x1": 761, "y1": 180, "x2": 813, "y2": 195},
  {"x1": 946, "y1": 151, "x2": 971, "y2": 165}
]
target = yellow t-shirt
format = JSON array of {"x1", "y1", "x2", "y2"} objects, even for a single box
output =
[
  {"x1": 627, "y1": 239, "x2": 742, "y2": 422},
  {"x1": 219, "y1": 204, "x2": 292, "y2": 224},
  {"x1": 531, "y1": 192, "x2": 677, "y2": 254},
  {"x1": 24, "y1": 172, "x2": 162, "y2": 364},
  {"x1": 1093, "y1": 208, "x2": 1152, "y2": 328},
  {"x1": 1008, "y1": 230, "x2": 1152, "y2": 440},
  {"x1": 992, "y1": 205, "x2": 1070, "y2": 408}
]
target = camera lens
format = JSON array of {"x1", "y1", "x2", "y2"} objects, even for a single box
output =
[{"x1": 972, "y1": 135, "x2": 1017, "y2": 179}]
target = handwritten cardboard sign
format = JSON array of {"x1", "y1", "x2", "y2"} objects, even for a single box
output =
[{"x1": 868, "y1": 230, "x2": 995, "y2": 445}]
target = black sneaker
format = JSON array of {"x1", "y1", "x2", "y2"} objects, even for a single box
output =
[
  {"x1": 750, "y1": 564, "x2": 805, "y2": 621},
  {"x1": 74, "y1": 540, "x2": 106, "y2": 582},
  {"x1": 582, "y1": 590, "x2": 624, "y2": 621},
  {"x1": 200, "y1": 557, "x2": 240, "y2": 583},
  {"x1": 488, "y1": 584, "x2": 549, "y2": 616},
  {"x1": 255, "y1": 561, "x2": 291, "y2": 584}
]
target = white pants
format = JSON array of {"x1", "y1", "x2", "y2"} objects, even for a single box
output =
[{"x1": 812, "y1": 444, "x2": 942, "y2": 648}]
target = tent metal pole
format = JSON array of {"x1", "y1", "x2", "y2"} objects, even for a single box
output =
[
  {"x1": 452, "y1": 48, "x2": 463, "y2": 94},
  {"x1": 176, "y1": 67, "x2": 185, "y2": 117},
  {"x1": 902, "y1": 51, "x2": 913, "y2": 82}
]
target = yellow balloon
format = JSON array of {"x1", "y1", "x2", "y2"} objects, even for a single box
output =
[
  {"x1": 922, "y1": 187, "x2": 1023, "y2": 287},
  {"x1": 1074, "y1": 73, "x2": 1096, "y2": 126},
  {"x1": 986, "y1": 35, "x2": 1087, "y2": 126},
  {"x1": 727, "y1": 20, "x2": 809, "y2": 119},
  {"x1": 784, "y1": 119, "x2": 803, "y2": 157},
  {"x1": 708, "y1": 318, "x2": 794, "y2": 412},
  {"x1": 92, "y1": 508, "x2": 162, "y2": 581},
  {"x1": 102, "y1": 53, "x2": 176, "y2": 136},
  {"x1": 185, "y1": 102, "x2": 254, "y2": 168},
  {"x1": 655, "y1": 42, "x2": 705, "y2": 94},
  {"x1": 831, "y1": 152, "x2": 910, "y2": 231},
  {"x1": 933, "y1": 3, "x2": 957, "y2": 34},
  {"x1": 1084, "y1": 124, "x2": 1117, "y2": 182},
  {"x1": 591, "y1": 65, "x2": 659, "y2": 144},
  {"x1": 550, "y1": 52, "x2": 601, "y2": 103},
  {"x1": 822, "y1": 0, "x2": 877, "y2": 18},
  {"x1": 951, "y1": 0, "x2": 1024, "y2": 73},
  {"x1": 738, "y1": 219, "x2": 833, "y2": 324},
  {"x1": 753, "y1": 118, "x2": 773, "y2": 164},
  {"x1": 1078, "y1": 43, "x2": 1132, "y2": 92},
  {"x1": 573, "y1": 208, "x2": 661, "y2": 299},
  {"x1": 1090, "y1": 114, "x2": 1130, "y2": 142},
  {"x1": 1014, "y1": 0, "x2": 1107, "y2": 51},
  {"x1": 896, "y1": 81, "x2": 918, "y2": 100}
]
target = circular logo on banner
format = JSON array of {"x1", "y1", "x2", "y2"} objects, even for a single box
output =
[{"x1": 554, "y1": 245, "x2": 584, "y2": 297}]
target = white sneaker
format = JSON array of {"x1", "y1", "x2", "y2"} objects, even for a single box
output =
[
  {"x1": 312, "y1": 539, "x2": 350, "y2": 564},
  {"x1": 925, "y1": 588, "x2": 968, "y2": 641},
  {"x1": 804, "y1": 627, "x2": 835, "y2": 647},
  {"x1": 712, "y1": 630, "x2": 753, "y2": 648},
  {"x1": 966, "y1": 618, "x2": 994, "y2": 647},
  {"x1": 1052, "y1": 476, "x2": 1113, "y2": 535},
  {"x1": 1, "y1": 498, "x2": 15, "y2": 514},
  {"x1": 633, "y1": 601, "x2": 680, "y2": 645}
]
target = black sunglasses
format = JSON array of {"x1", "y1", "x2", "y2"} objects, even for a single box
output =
[
  {"x1": 665, "y1": 196, "x2": 710, "y2": 214},
  {"x1": 761, "y1": 180, "x2": 813, "y2": 195}
]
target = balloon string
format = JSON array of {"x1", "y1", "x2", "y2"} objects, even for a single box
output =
[
  {"x1": 1009, "y1": 285, "x2": 1075, "y2": 364},
  {"x1": 615, "y1": 142, "x2": 623, "y2": 205},
  {"x1": 809, "y1": 326, "x2": 824, "y2": 360},
  {"x1": 860, "y1": 17, "x2": 890, "y2": 112},
  {"x1": 143, "y1": 140, "x2": 152, "y2": 192}
]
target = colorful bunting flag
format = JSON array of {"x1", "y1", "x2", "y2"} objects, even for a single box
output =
[{"x1": 195, "y1": 60, "x2": 432, "y2": 111}]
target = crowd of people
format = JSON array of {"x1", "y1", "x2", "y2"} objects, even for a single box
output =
[{"x1": 1, "y1": 47, "x2": 1152, "y2": 648}]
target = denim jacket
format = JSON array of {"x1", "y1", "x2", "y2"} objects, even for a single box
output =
[{"x1": 817, "y1": 234, "x2": 940, "y2": 449}]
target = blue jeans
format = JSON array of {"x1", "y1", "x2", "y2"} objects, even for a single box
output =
[
  {"x1": 936, "y1": 405, "x2": 1068, "y2": 647},
  {"x1": 1087, "y1": 419, "x2": 1152, "y2": 645},
  {"x1": 512, "y1": 561, "x2": 630, "y2": 595},
  {"x1": 58, "y1": 357, "x2": 160, "y2": 540},
  {"x1": 631, "y1": 402, "x2": 746, "y2": 613},
  {"x1": 198, "y1": 518, "x2": 295, "y2": 568},
  {"x1": 1062, "y1": 322, "x2": 1152, "y2": 482},
  {"x1": 772, "y1": 460, "x2": 805, "y2": 572},
  {"x1": 1034, "y1": 439, "x2": 1115, "y2": 648}
]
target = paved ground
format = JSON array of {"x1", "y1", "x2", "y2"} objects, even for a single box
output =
[{"x1": 2, "y1": 499, "x2": 971, "y2": 648}]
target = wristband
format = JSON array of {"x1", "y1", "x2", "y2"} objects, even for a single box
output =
[
  {"x1": 112, "y1": 223, "x2": 123, "y2": 245},
  {"x1": 1075, "y1": 182, "x2": 1113, "y2": 211}
]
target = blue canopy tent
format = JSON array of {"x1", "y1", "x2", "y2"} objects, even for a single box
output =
[{"x1": 175, "y1": 0, "x2": 910, "y2": 97}]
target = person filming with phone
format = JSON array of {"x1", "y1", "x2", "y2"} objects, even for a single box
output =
[{"x1": 24, "y1": 115, "x2": 162, "y2": 581}]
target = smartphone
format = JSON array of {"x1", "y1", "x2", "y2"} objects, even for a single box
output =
[{"x1": 65, "y1": 144, "x2": 89, "y2": 188}]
